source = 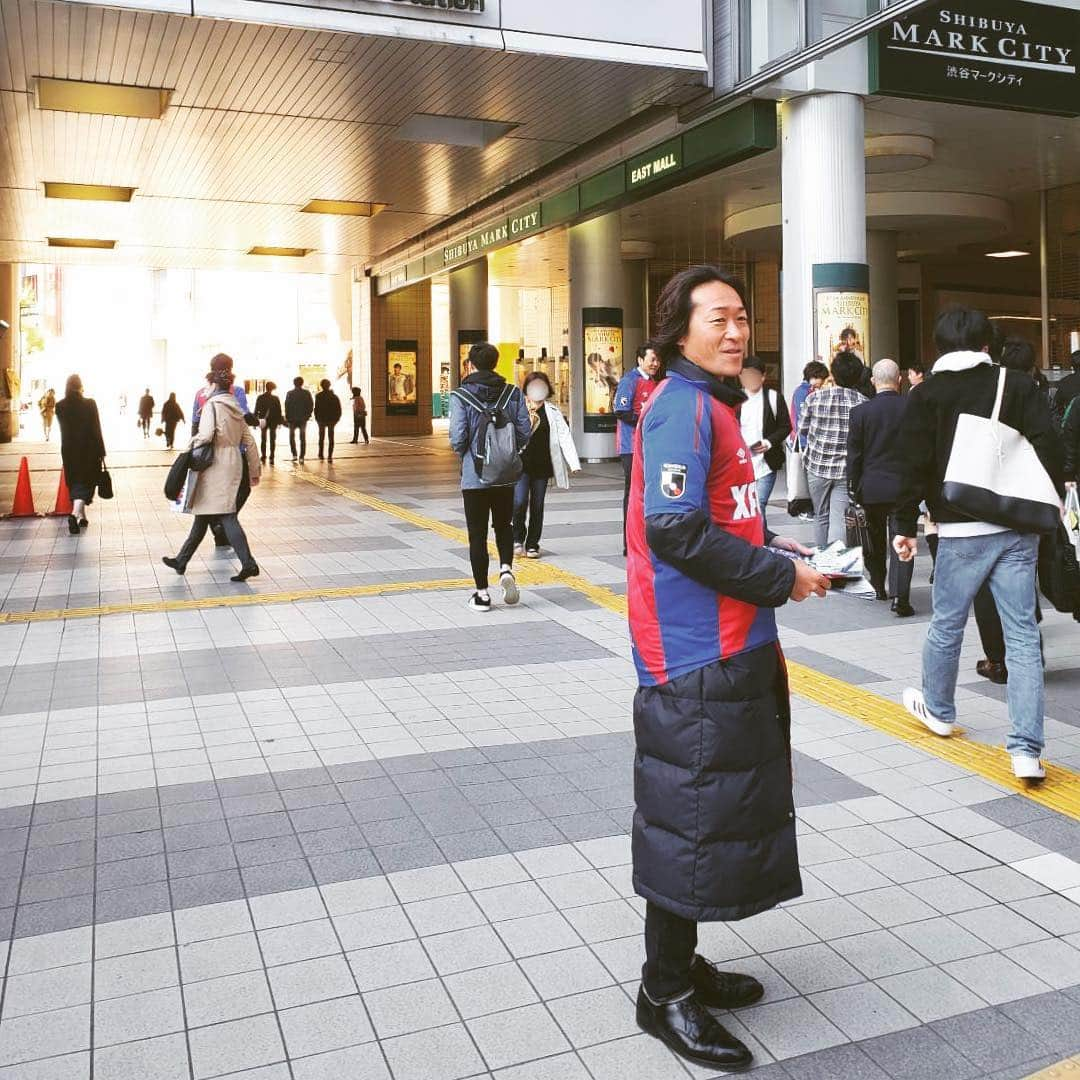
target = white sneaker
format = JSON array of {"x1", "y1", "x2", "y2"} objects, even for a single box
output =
[
  {"x1": 1011, "y1": 754, "x2": 1046, "y2": 780},
  {"x1": 514, "y1": 543, "x2": 524, "y2": 556},
  {"x1": 902, "y1": 687, "x2": 956, "y2": 738},
  {"x1": 525, "y1": 548, "x2": 541, "y2": 559},
  {"x1": 500, "y1": 568, "x2": 519, "y2": 606},
  {"x1": 468, "y1": 591, "x2": 492, "y2": 613}
]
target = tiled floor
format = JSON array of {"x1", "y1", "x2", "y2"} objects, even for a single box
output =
[{"x1": 0, "y1": 428, "x2": 1077, "y2": 1079}]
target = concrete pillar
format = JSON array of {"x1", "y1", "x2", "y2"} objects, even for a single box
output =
[
  {"x1": 868, "y1": 230, "x2": 899, "y2": 366},
  {"x1": 622, "y1": 257, "x2": 647, "y2": 365},
  {"x1": 448, "y1": 260, "x2": 488, "y2": 390},
  {"x1": 569, "y1": 213, "x2": 623, "y2": 460},
  {"x1": 781, "y1": 93, "x2": 866, "y2": 394},
  {"x1": 0, "y1": 264, "x2": 18, "y2": 443}
]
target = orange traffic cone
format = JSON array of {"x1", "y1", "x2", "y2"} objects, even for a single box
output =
[
  {"x1": 52, "y1": 469, "x2": 73, "y2": 516},
  {"x1": 9, "y1": 457, "x2": 36, "y2": 517}
]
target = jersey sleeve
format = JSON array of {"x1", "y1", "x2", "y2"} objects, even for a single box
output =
[{"x1": 642, "y1": 388, "x2": 710, "y2": 518}]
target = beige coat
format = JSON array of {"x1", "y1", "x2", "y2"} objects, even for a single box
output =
[{"x1": 187, "y1": 391, "x2": 261, "y2": 515}]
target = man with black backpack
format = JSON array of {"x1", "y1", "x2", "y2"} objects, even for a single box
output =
[{"x1": 450, "y1": 342, "x2": 533, "y2": 612}]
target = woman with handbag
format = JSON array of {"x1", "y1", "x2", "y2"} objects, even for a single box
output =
[
  {"x1": 163, "y1": 367, "x2": 261, "y2": 582},
  {"x1": 54, "y1": 374, "x2": 107, "y2": 536}
]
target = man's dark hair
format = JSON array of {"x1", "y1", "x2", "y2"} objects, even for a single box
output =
[
  {"x1": 293, "y1": 376, "x2": 303, "y2": 388},
  {"x1": 839, "y1": 328, "x2": 858, "y2": 343},
  {"x1": 652, "y1": 265, "x2": 749, "y2": 366},
  {"x1": 351, "y1": 386, "x2": 362, "y2": 396},
  {"x1": 934, "y1": 307, "x2": 993, "y2": 356},
  {"x1": 743, "y1": 355, "x2": 766, "y2": 374},
  {"x1": 831, "y1": 350, "x2": 864, "y2": 388},
  {"x1": 1000, "y1": 337, "x2": 1036, "y2": 374},
  {"x1": 468, "y1": 342, "x2": 500, "y2": 371},
  {"x1": 635, "y1": 341, "x2": 656, "y2": 363},
  {"x1": 320, "y1": 378, "x2": 331, "y2": 390},
  {"x1": 803, "y1": 361, "x2": 829, "y2": 382},
  {"x1": 266, "y1": 381, "x2": 276, "y2": 392},
  {"x1": 1071, "y1": 349, "x2": 1080, "y2": 371}
]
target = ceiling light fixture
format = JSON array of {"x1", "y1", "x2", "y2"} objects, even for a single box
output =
[
  {"x1": 247, "y1": 246, "x2": 310, "y2": 258},
  {"x1": 44, "y1": 182, "x2": 135, "y2": 202},
  {"x1": 36, "y1": 77, "x2": 171, "y2": 119},
  {"x1": 300, "y1": 200, "x2": 388, "y2": 217},
  {"x1": 394, "y1": 113, "x2": 518, "y2": 148},
  {"x1": 47, "y1": 237, "x2": 116, "y2": 249},
  {"x1": 985, "y1": 250, "x2": 1029, "y2": 258}
]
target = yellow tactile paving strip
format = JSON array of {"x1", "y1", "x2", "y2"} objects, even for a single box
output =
[
  {"x1": 296, "y1": 470, "x2": 1080, "y2": 821},
  {"x1": 1026, "y1": 1057, "x2": 1080, "y2": 1079}
]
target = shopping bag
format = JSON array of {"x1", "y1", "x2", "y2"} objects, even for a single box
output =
[
  {"x1": 785, "y1": 443, "x2": 810, "y2": 514},
  {"x1": 1065, "y1": 487, "x2": 1080, "y2": 560},
  {"x1": 97, "y1": 467, "x2": 114, "y2": 500},
  {"x1": 169, "y1": 473, "x2": 193, "y2": 514},
  {"x1": 1038, "y1": 521, "x2": 1080, "y2": 614},
  {"x1": 164, "y1": 451, "x2": 191, "y2": 500}
]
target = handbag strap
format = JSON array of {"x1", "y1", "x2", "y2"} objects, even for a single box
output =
[{"x1": 991, "y1": 366, "x2": 1007, "y2": 426}]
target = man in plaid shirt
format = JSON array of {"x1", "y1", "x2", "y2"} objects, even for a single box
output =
[{"x1": 798, "y1": 351, "x2": 867, "y2": 548}]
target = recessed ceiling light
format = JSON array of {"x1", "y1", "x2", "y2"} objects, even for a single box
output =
[
  {"x1": 394, "y1": 113, "x2": 518, "y2": 148},
  {"x1": 47, "y1": 237, "x2": 116, "y2": 249},
  {"x1": 300, "y1": 200, "x2": 388, "y2": 217},
  {"x1": 44, "y1": 182, "x2": 135, "y2": 202},
  {"x1": 986, "y1": 250, "x2": 1029, "y2": 258},
  {"x1": 247, "y1": 246, "x2": 310, "y2": 258},
  {"x1": 36, "y1": 78, "x2": 170, "y2": 119}
]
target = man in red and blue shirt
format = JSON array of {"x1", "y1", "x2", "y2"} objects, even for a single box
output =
[{"x1": 614, "y1": 342, "x2": 661, "y2": 555}]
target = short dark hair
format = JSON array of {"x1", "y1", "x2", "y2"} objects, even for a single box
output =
[
  {"x1": 523, "y1": 371, "x2": 552, "y2": 396},
  {"x1": 934, "y1": 306, "x2": 993, "y2": 356},
  {"x1": 652, "y1": 265, "x2": 749, "y2": 366},
  {"x1": 839, "y1": 327, "x2": 858, "y2": 342},
  {"x1": 1000, "y1": 337, "x2": 1036, "y2": 374},
  {"x1": 320, "y1": 378, "x2": 331, "y2": 390},
  {"x1": 803, "y1": 361, "x2": 829, "y2": 382},
  {"x1": 293, "y1": 376, "x2": 303, "y2": 388},
  {"x1": 635, "y1": 341, "x2": 656, "y2": 363},
  {"x1": 743, "y1": 355, "x2": 766, "y2": 374},
  {"x1": 351, "y1": 386, "x2": 362, "y2": 396},
  {"x1": 266, "y1": 381, "x2": 276, "y2": 392},
  {"x1": 831, "y1": 351, "x2": 864, "y2": 388},
  {"x1": 468, "y1": 342, "x2": 500, "y2": 371}
]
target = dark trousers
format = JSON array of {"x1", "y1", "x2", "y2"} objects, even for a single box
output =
[
  {"x1": 164, "y1": 421, "x2": 178, "y2": 449},
  {"x1": 139, "y1": 416, "x2": 151, "y2": 436},
  {"x1": 512, "y1": 473, "x2": 549, "y2": 550},
  {"x1": 462, "y1": 486, "x2": 515, "y2": 591},
  {"x1": 621, "y1": 454, "x2": 634, "y2": 556},
  {"x1": 260, "y1": 423, "x2": 278, "y2": 463},
  {"x1": 975, "y1": 584, "x2": 1042, "y2": 664},
  {"x1": 318, "y1": 423, "x2": 335, "y2": 460},
  {"x1": 177, "y1": 514, "x2": 255, "y2": 570},
  {"x1": 352, "y1": 416, "x2": 369, "y2": 443},
  {"x1": 289, "y1": 422, "x2": 307, "y2": 460},
  {"x1": 643, "y1": 901, "x2": 697, "y2": 1001},
  {"x1": 865, "y1": 503, "x2": 913, "y2": 602},
  {"x1": 210, "y1": 458, "x2": 250, "y2": 545}
]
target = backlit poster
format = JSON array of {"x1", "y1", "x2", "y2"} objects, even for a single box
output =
[
  {"x1": 583, "y1": 307, "x2": 623, "y2": 433},
  {"x1": 386, "y1": 339, "x2": 418, "y2": 416},
  {"x1": 814, "y1": 290, "x2": 870, "y2": 367}
]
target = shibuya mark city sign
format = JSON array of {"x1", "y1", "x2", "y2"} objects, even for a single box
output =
[
  {"x1": 871, "y1": 0, "x2": 1080, "y2": 116},
  {"x1": 375, "y1": 0, "x2": 484, "y2": 10}
]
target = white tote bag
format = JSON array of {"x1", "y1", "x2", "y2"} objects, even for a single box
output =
[
  {"x1": 785, "y1": 442, "x2": 810, "y2": 501},
  {"x1": 941, "y1": 367, "x2": 1061, "y2": 534}
]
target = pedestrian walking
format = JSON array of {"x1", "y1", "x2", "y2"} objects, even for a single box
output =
[
  {"x1": 847, "y1": 359, "x2": 915, "y2": 615},
  {"x1": 449, "y1": 342, "x2": 532, "y2": 612},
  {"x1": 55, "y1": 375, "x2": 107, "y2": 536},
  {"x1": 614, "y1": 343, "x2": 661, "y2": 556},
  {"x1": 512, "y1": 371, "x2": 581, "y2": 558},
  {"x1": 737, "y1": 355, "x2": 790, "y2": 529},
  {"x1": 314, "y1": 379, "x2": 342, "y2": 462},
  {"x1": 798, "y1": 350, "x2": 865, "y2": 548},
  {"x1": 285, "y1": 376, "x2": 314, "y2": 463},
  {"x1": 38, "y1": 388, "x2": 55, "y2": 441},
  {"x1": 789, "y1": 361, "x2": 829, "y2": 450},
  {"x1": 160, "y1": 392, "x2": 184, "y2": 450},
  {"x1": 254, "y1": 382, "x2": 283, "y2": 465},
  {"x1": 894, "y1": 306, "x2": 1064, "y2": 780},
  {"x1": 163, "y1": 366, "x2": 261, "y2": 582},
  {"x1": 1051, "y1": 349, "x2": 1080, "y2": 428},
  {"x1": 350, "y1": 387, "x2": 369, "y2": 444},
  {"x1": 137, "y1": 388, "x2": 155, "y2": 438},
  {"x1": 626, "y1": 266, "x2": 829, "y2": 1072}
]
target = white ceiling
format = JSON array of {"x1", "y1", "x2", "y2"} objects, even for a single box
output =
[{"x1": 0, "y1": 0, "x2": 703, "y2": 272}]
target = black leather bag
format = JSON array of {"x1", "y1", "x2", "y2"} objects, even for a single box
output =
[
  {"x1": 97, "y1": 467, "x2": 114, "y2": 500},
  {"x1": 844, "y1": 500, "x2": 871, "y2": 551},
  {"x1": 1038, "y1": 523, "x2": 1080, "y2": 615},
  {"x1": 189, "y1": 401, "x2": 216, "y2": 472},
  {"x1": 164, "y1": 451, "x2": 191, "y2": 500}
]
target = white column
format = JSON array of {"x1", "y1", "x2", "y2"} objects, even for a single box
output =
[
  {"x1": 868, "y1": 230, "x2": 899, "y2": 366},
  {"x1": 448, "y1": 260, "x2": 488, "y2": 389},
  {"x1": 569, "y1": 213, "x2": 623, "y2": 460},
  {"x1": 781, "y1": 93, "x2": 866, "y2": 394}
]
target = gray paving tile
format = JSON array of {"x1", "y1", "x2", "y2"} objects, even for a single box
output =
[
  {"x1": 766, "y1": 943, "x2": 864, "y2": 995},
  {"x1": 861, "y1": 1025, "x2": 981, "y2": 1080},
  {"x1": 94, "y1": 986, "x2": 184, "y2": 1047},
  {"x1": 783, "y1": 1043, "x2": 890, "y2": 1080},
  {"x1": 810, "y1": 982, "x2": 920, "y2": 1040},
  {"x1": 183, "y1": 970, "x2": 274, "y2": 1027},
  {"x1": 188, "y1": 1013, "x2": 286, "y2": 1080},
  {"x1": 380, "y1": 1022, "x2": 486, "y2": 1080},
  {"x1": 876, "y1": 967, "x2": 986, "y2": 1023},
  {"x1": 278, "y1": 996, "x2": 374, "y2": 1059},
  {"x1": 93, "y1": 1031, "x2": 190, "y2": 1080},
  {"x1": 736, "y1": 997, "x2": 847, "y2": 1061}
]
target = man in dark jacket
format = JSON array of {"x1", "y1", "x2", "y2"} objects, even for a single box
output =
[
  {"x1": 1051, "y1": 350, "x2": 1080, "y2": 427},
  {"x1": 284, "y1": 376, "x2": 314, "y2": 463},
  {"x1": 613, "y1": 342, "x2": 661, "y2": 555},
  {"x1": 628, "y1": 266, "x2": 829, "y2": 1071},
  {"x1": 137, "y1": 388, "x2": 154, "y2": 438},
  {"x1": 847, "y1": 359, "x2": 914, "y2": 615},
  {"x1": 254, "y1": 382, "x2": 283, "y2": 465},
  {"x1": 314, "y1": 379, "x2": 342, "y2": 462},
  {"x1": 894, "y1": 307, "x2": 1064, "y2": 781}
]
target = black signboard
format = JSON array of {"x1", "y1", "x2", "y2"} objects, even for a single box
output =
[{"x1": 870, "y1": 0, "x2": 1079, "y2": 117}]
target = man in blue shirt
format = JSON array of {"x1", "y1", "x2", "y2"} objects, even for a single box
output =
[{"x1": 613, "y1": 342, "x2": 660, "y2": 555}]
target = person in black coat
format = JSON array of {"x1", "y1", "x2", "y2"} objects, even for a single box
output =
[
  {"x1": 254, "y1": 382, "x2": 283, "y2": 465},
  {"x1": 737, "y1": 355, "x2": 791, "y2": 530},
  {"x1": 54, "y1": 374, "x2": 106, "y2": 536},
  {"x1": 313, "y1": 379, "x2": 343, "y2": 462},
  {"x1": 284, "y1": 377, "x2": 314, "y2": 463},
  {"x1": 160, "y1": 392, "x2": 184, "y2": 450},
  {"x1": 627, "y1": 267, "x2": 830, "y2": 1072},
  {"x1": 847, "y1": 359, "x2": 915, "y2": 615}
]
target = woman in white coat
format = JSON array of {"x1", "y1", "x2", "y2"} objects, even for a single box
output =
[{"x1": 513, "y1": 372, "x2": 581, "y2": 558}]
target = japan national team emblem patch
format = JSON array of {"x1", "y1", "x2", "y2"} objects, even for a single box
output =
[{"x1": 660, "y1": 463, "x2": 687, "y2": 499}]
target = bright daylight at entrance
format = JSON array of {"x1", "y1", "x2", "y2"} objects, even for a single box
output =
[{"x1": 0, "y1": 0, "x2": 1079, "y2": 1077}]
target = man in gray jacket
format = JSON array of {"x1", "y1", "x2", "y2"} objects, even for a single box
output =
[{"x1": 449, "y1": 343, "x2": 532, "y2": 612}]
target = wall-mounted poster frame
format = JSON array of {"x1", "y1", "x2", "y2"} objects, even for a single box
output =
[
  {"x1": 582, "y1": 307, "x2": 623, "y2": 434},
  {"x1": 812, "y1": 264, "x2": 870, "y2": 369},
  {"x1": 386, "y1": 338, "x2": 419, "y2": 416}
]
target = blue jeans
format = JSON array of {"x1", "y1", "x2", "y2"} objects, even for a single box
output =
[
  {"x1": 513, "y1": 473, "x2": 549, "y2": 550},
  {"x1": 923, "y1": 531, "x2": 1043, "y2": 757},
  {"x1": 756, "y1": 470, "x2": 778, "y2": 530}
]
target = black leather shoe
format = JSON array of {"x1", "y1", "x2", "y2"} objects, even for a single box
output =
[
  {"x1": 976, "y1": 658, "x2": 1008, "y2": 684},
  {"x1": 162, "y1": 557, "x2": 186, "y2": 575},
  {"x1": 874, "y1": 587, "x2": 888, "y2": 602},
  {"x1": 636, "y1": 987, "x2": 752, "y2": 1070},
  {"x1": 690, "y1": 955, "x2": 764, "y2": 1008},
  {"x1": 891, "y1": 599, "x2": 916, "y2": 618},
  {"x1": 231, "y1": 565, "x2": 259, "y2": 582}
]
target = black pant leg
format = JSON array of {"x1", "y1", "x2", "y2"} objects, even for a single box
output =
[
  {"x1": 974, "y1": 583, "x2": 1006, "y2": 663},
  {"x1": 642, "y1": 901, "x2": 697, "y2": 1002},
  {"x1": 359, "y1": 417, "x2": 368, "y2": 443},
  {"x1": 176, "y1": 516, "x2": 211, "y2": 567},
  {"x1": 621, "y1": 454, "x2": 634, "y2": 555},
  {"x1": 267, "y1": 424, "x2": 277, "y2": 463},
  {"x1": 289, "y1": 424, "x2": 298, "y2": 458},
  {"x1": 260, "y1": 427, "x2": 268, "y2": 459},
  {"x1": 299, "y1": 425, "x2": 307, "y2": 458},
  {"x1": 220, "y1": 513, "x2": 255, "y2": 571},
  {"x1": 327, "y1": 426, "x2": 335, "y2": 459},
  {"x1": 888, "y1": 511, "x2": 913, "y2": 603},
  {"x1": 352, "y1": 418, "x2": 360, "y2": 442},
  {"x1": 462, "y1": 489, "x2": 491, "y2": 591},
  {"x1": 318, "y1": 424, "x2": 327, "y2": 458},
  {"x1": 864, "y1": 504, "x2": 889, "y2": 595},
  {"x1": 490, "y1": 485, "x2": 515, "y2": 570}
]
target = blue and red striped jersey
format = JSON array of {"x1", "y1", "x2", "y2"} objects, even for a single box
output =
[
  {"x1": 614, "y1": 368, "x2": 657, "y2": 455},
  {"x1": 626, "y1": 368, "x2": 779, "y2": 686}
]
